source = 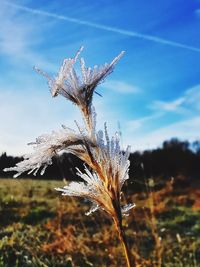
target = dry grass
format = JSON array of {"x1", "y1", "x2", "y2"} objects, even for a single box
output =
[{"x1": 0, "y1": 178, "x2": 200, "y2": 266}]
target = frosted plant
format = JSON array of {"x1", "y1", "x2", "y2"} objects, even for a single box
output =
[
  {"x1": 4, "y1": 47, "x2": 135, "y2": 267},
  {"x1": 34, "y1": 46, "x2": 124, "y2": 130}
]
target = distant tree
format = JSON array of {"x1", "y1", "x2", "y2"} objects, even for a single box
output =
[
  {"x1": 192, "y1": 140, "x2": 200, "y2": 154},
  {"x1": 127, "y1": 138, "x2": 200, "y2": 192},
  {"x1": 0, "y1": 152, "x2": 23, "y2": 178},
  {"x1": 163, "y1": 138, "x2": 190, "y2": 151},
  {"x1": 1, "y1": 138, "x2": 200, "y2": 184}
]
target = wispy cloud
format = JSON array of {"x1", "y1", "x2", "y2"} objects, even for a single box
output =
[
  {"x1": 126, "y1": 113, "x2": 163, "y2": 132},
  {"x1": 4, "y1": 1, "x2": 200, "y2": 53},
  {"x1": 195, "y1": 9, "x2": 200, "y2": 16},
  {"x1": 185, "y1": 85, "x2": 200, "y2": 110},
  {"x1": 144, "y1": 116, "x2": 200, "y2": 147},
  {"x1": 101, "y1": 80, "x2": 140, "y2": 94},
  {"x1": 0, "y1": 1, "x2": 55, "y2": 70},
  {"x1": 151, "y1": 84, "x2": 200, "y2": 113},
  {"x1": 125, "y1": 116, "x2": 200, "y2": 151},
  {"x1": 0, "y1": 88, "x2": 81, "y2": 156},
  {"x1": 151, "y1": 98, "x2": 185, "y2": 112},
  {"x1": 124, "y1": 84, "x2": 200, "y2": 150}
]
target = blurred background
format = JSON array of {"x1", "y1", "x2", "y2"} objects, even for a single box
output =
[
  {"x1": 0, "y1": 0, "x2": 200, "y2": 266},
  {"x1": 1, "y1": 0, "x2": 200, "y2": 154}
]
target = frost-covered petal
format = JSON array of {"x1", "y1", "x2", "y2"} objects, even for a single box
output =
[{"x1": 121, "y1": 203, "x2": 136, "y2": 216}]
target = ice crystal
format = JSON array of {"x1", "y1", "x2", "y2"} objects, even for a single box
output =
[
  {"x1": 4, "y1": 127, "x2": 95, "y2": 177},
  {"x1": 35, "y1": 46, "x2": 124, "y2": 129},
  {"x1": 55, "y1": 127, "x2": 132, "y2": 217},
  {"x1": 121, "y1": 203, "x2": 136, "y2": 216},
  {"x1": 4, "y1": 47, "x2": 134, "y2": 219}
]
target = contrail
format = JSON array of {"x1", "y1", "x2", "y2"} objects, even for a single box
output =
[{"x1": 4, "y1": 1, "x2": 200, "y2": 53}]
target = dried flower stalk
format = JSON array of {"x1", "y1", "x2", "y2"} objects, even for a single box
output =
[{"x1": 5, "y1": 47, "x2": 135, "y2": 266}]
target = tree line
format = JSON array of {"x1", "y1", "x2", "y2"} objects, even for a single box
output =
[{"x1": 1, "y1": 138, "x2": 200, "y2": 188}]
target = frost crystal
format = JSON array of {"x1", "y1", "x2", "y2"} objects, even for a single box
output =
[
  {"x1": 5, "y1": 47, "x2": 134, "y2": 218},
  {"x1": 35, "y1": 47, "x2": 124, "y2": 130},
  {"x1": 122, "y1": 203, "x2": 136, "y2": 216},
  {"x1": 4, "y1": 127, "x2": 95, "y2": 177},
  {"x1": 55, "y1": 127, "x2": 132, "y2": 217}
]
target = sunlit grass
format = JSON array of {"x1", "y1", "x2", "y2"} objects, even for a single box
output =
[{"x1": 0, "y1": 178, "x2": 200, "y2": 266}]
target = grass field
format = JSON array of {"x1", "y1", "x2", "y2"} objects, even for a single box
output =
[{"x1": 0, "y1": 178, "x2": 200, "y2": 267}]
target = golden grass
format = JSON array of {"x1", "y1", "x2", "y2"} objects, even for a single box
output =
[{"x1": 0, "y1": 178, "x2": 200, "y2": 267}]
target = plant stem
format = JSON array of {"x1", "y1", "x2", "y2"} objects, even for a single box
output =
[{"x1": 114, "y1": 217, "x2": 135, "y2": 267}]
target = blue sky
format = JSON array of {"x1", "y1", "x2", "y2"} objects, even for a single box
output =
[{"x1": 0, "y1": 0, "x2": 200, "y2": 155}]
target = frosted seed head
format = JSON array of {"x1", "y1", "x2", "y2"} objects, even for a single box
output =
[
  {"x1": 122, "y1": 203, "x2": 136, "y2": 216},
  {"x1": 85, "y1": 204, "x2": 99, "y2": 216},
  {"x1": 5, "y1": 47, "x2": 133, "y2": 221}
]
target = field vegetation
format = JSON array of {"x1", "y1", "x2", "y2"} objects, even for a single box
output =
[{"x1": 0, "y1": 177, "x2": 200, "y2": 266}]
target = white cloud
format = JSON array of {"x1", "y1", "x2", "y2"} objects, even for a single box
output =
[
  {"x1": 148, "y1": 116, "x2": 200, "y2": 142},
  {"x1": 0, "y1": 88, "x2": 81, "y2": 156},
  {"x1": 0, "y1": 85, "x2": 128, "y2": 156},
  {"x1": 126, "y1": 113, "x2": 163, "y2": 132},
  {"x1": 124, "y1": 84, "x2": 200, "y2": 151},
  {"x1": 195, "y1": 9, "x2": 200, "y2": 16},
  {"x1": 101, "y1": 80, "x2": 140, "y2": 94},
  {"x1": 151, "y1": 84, "x2": 200, "y2": 113},
  {"x1": 151, "y1": 97, "x2": 185, "y2": 112},
  {"x1": 185, "y1": 85, "x2": 200, "y2": 110},
  {"x1": 124, "y1": 116, "x2": 200, "y2": 152},
  {"x1": 0, "y1": 1, "x2": 56, "y2": 71}
]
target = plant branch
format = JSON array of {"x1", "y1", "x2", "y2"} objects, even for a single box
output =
[{"x1": 113, "y1": 216, "x2": 135, "y2": 267}]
